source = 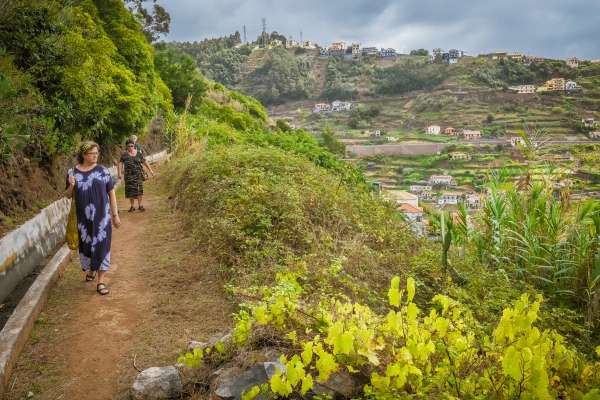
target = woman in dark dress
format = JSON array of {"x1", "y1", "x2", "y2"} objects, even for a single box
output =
[
  {"x1": 65, "y1": 141, "x2": 121, "y2": 295},
  {"x1": 118, "y1": 138, "x2": 154, "y2": 212}
]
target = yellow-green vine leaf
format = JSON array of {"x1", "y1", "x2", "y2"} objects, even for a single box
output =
[
  {"x1": 241, "y1": 385, "x2": 260, "y2": 400},
  {"x1": 406, "y1": 277, "x2": 415, "y2": 302}
]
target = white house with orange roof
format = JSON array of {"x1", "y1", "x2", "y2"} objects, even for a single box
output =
[
  {"x1": 398, "y1": 203, "x2": 424, "y2": 223},
  {"x1": 462, "y1": 130, "x2": 482, "y2": 140},
  {"x1": 429, "y1": 174, "x2": 455, "y2": 186},
  {"x1": 385, "y1": 190, "x2": 419, "y2": 208}
]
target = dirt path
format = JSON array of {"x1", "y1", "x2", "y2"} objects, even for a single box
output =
[{"x1": 6, "y1": 172, "x2": 233, "y2": 399}]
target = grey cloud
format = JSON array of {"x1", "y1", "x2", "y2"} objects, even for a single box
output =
[{"x1": 164, "y1": 0, "x2": 600, "y2": 59}]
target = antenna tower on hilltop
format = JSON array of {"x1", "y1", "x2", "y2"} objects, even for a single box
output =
[
  {"x1": 261, "y1": 17, "x2": 267, "y2": 47},
  {"x1": 243, "y1": 25, "x2": 247, "y2": 43},
  {"x1": 300, "y1": 30, "x2": 303, "y2": 44}
]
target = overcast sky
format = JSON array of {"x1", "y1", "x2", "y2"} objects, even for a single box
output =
[{"x1": 163, "y1": 0, "x2": 600, "y2": 59}]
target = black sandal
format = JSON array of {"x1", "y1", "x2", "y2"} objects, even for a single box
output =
[
  {"x1": 96, "y1": 283, "x2": 110, "y2": 295},
  {"x1": 85, "y1": 271, "x2": 96, "y2": 282},
  {"x1": 128, "y1": 206, "x2": 135, "y2": 212},
  {"x1": 138, "y1": 205, "x2": 145, "y2": 212}
]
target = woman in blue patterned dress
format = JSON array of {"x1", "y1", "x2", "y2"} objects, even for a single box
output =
[{"x1": 65, "y1": 141, "x2": 121, "y2": 295}]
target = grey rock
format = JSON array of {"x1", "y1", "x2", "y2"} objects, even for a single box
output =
[
  {"x1": 214, "y1": 361, "x2": 284, "y2": 400},
  {"x1": 312, "y1": 371, "x2": 357, "y2": 399},
  {"x1": 132, "y1": 366, "x2": 183, "y2": 400},
  {"x1": 208, "y1": 329, "x2": 233, "y2": 347},
  {"x1": 188, "y1": 340, "x2": 209, "y2": 351}
]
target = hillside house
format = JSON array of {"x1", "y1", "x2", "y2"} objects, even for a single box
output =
[
  {"x1": 462, "y1": 130, "x2": 482, "y2": 140},
  {"x1": 450, "y1": 152, "x2": 471, "y2": 161},
  {"x1": 398, "y1": 204, "x2": 424, "y2": 223},
  {"x1": 429, "y1": 174, "x2": 455, "y2": 186},
  {"x1": 449, "y1": 49, "x2": 464, "y2": 59},
  {"x1": 566, "y1": 80, "x2": 578, "y2": 91},
  {"x1": 509, "y1": 136, "x2": 526, "y2": 147},
  {"x1": 589, "y1": 131, "x2": 600, "y2": 139},
  {"x1": 418, "y1": 191, "x2": 434, "y2": 201},
  {"x1": 319, "y1": 48, "x2": 330, "y2": 57},
  {"x1": 270, "y1": 39, "x2": 284, "y2": 48},
  {"x1": 409, "y1": 185, "x2": 433, "y2": 193},
  {"x1": 509, "y1": 85, "x2": 536, "y2": 94},
  {"x1": 362, "y1": 47, "x2": 379, "y2": 56},
  {"x1": 466, "y1": 193, "x2": 482, "y2": 209},
  {"x1": 387, "y1": 136, "x2": 399, "y2": 142},
  {"x1": 380, "y1": 48, "x2": 397, "y2": 58},
  {"x1": 398, "y1": 204, "x2": 425, "y2": 236},
  {"x1": 366, "y1": 161, "x2": 377, "y2": 170},
  {"x1": 330, "y1": 42, "x2": 346, "y2": 51},
  {"x1": 442, "y1": 49, "x2": 463, "y2": 64},
  {"x1": 479, "y1": 52, "x2": 508, "y2": 60},
  {"x1": 507, "y1": 52, "x2": 523, "y2": 61},
  {"x1": 444, "y1": 127, "x2": 457, "y2": 136},
  {"x1": 426, "y1": 125, "x2": 441, "y2": 135},
  {"x1": 286, "y1": 38, "x2": 299, "y2": 48},
  {"x1": 566, "y1": 57, "x2": 579, "y2": 68},
  {"x1": 351, "y1": 43, "x2": 361, "y2": 57},
  {"x1": 303, "y1": 41, "x2": 315, "y2": 49},
  {"x1": 370, "y1": 129, "x2": 382, "y2": 137},
  {"x1": 331, "y1": 100, "x2": 352, "y2": 111},
  {"x1": 582, "y1": 117, "x2": 597, "y2": 128},
  {"x1": 313, "y1": 103, "x2": 331, "y2": 113},
  {"x1": 438, "y1": 192, "x2": 460, "y2": 205},
  {"x1": 546, "y1": 78, "x2": 566, "y2": 91},
  {"x1": 525, "y1": 55, "x2": 545, "y2": 64},
  {"x1": 385, "y1": 190, "x2": 419, "y2": 208}
]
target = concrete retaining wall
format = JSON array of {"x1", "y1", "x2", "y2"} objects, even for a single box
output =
[
  {"x1": 0, "y1": 245, "x2": 71, "y2": 396},
  {"x1": 0, "y1": 150, "x2": 169, "y2": 304},
  {"x1": 0, "y1": 198, "x2": 70, "y2": 304},
  {"x1": 346, "y1": 143, "x2": 451, "y2": 157}
]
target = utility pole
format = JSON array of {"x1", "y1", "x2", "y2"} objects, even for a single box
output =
[
  {"x1": 300, "y1": 30, "x2": 303, "y2": 44},
  {"x1": 243, "y1": 25, "x2": 247, "y2": 43},
  {"x1": 261, "y1": 18, "x2": 267, "y2": 48}
]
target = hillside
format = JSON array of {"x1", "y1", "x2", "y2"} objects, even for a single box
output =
[
  {"x1": 169, "y1": 38, "x2": 600, "y2": 141},
  {"x1": 3, "y1": 8, "x2": 600, "y2": 399}
]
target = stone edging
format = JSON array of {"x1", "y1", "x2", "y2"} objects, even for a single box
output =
[{"x1": 0, "y1": 245, "x2": 71, "y2": 396}]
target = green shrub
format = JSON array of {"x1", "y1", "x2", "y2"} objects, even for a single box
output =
[{"x1": 165, "y1": 145, "x2": 415, "y2": 298}]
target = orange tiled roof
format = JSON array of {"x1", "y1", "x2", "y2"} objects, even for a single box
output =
[{"x1": 398, "y1": 204, "x2": 423, "y2": 213}]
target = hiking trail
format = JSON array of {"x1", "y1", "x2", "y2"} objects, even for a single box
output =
[{"x1": 6, "y1": 170, "x2": 233, "y2": 400}]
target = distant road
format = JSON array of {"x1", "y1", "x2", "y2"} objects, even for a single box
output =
[{"x1": 346, "y1": 139, "x2": 599, "y2": 157}]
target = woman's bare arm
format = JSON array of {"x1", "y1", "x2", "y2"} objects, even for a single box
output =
[
  {"x1": 118, "y1": 162, "x2": 123, "y2": 180},
  {"x1": 143, "y1": 160, "x2": 155, "y2": 177},
  {"x1": 64, "y1": 176, "x2": 75, "y2": 199},
  {"x1": 108, "y1": 189, "x2": 121, "y2": 228}
]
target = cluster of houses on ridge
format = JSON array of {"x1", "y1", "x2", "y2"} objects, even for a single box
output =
[
  {"x1": 318, "y1": 42, "x2": 397, "y2": 59},
  {"x1": 582, "y1": 117, "x2": 600, "y2": 139},
  {"x1": 508, "y1": 78, "x2": 579, "y2": 94},
  {"x1": 265, "y1": 35, "x2": 596, "y2": 70},
  {"x1": 425, "y1": 125, "x2": 483, "y2": 140},
  {"x1": 382, "y1": 174, "x2": 483, "y2": 236},
  {"x1": 425, "y1": 125, "x2": 533, "y2": 147},
  {"x1": 430, "y1": 48, "x2": 466, "y2": 64},
  {"x1": 312, "y1": 100, "x2": 353, "y2": 113}
]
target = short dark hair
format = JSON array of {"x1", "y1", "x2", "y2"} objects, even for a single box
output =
[{"x1": 126, "y1": 139, "x2": 135, "y2": 146}]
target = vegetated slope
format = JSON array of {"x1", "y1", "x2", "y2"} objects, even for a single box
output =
[
  {"x1": 174, "y1": 36, "x2": 600, "y2": 138},
  {"x1": 157, "y1": 67, "x2": 600, "y2": 397},
  {"x1": 0, "y1": 0, "x2": 173, "y2": 232}
]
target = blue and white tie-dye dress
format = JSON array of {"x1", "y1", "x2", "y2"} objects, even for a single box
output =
[{"x1": 67, "y1": 165, "x2": 115, "y2": 271}]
